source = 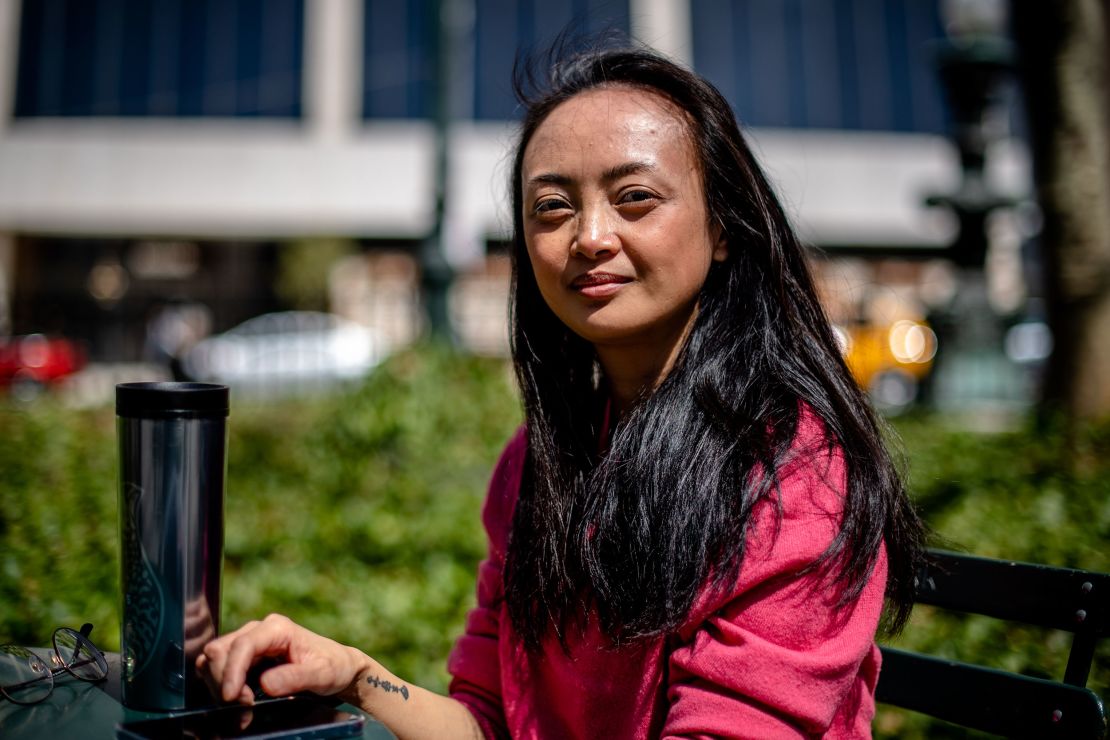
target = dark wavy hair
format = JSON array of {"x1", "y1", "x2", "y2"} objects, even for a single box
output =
[{"x1": 503, "y1": 44, "x2": 925, "y2": 649}]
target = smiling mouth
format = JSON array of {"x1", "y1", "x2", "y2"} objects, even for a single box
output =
[
  {"x1": 570, "y1": 272, "x2": 633, "y2": 298},
  {"x1": 571, "y1": 272, "x2": 632, "y2": 288}
]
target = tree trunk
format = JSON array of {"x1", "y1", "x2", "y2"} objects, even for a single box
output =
[{"x1": 1012, "y1": 0, "x2": 1110, "y2": 420}]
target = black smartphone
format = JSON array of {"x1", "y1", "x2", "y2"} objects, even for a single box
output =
[{"x1": 115, "y1": 696, "x2": 367, "y2": 740}]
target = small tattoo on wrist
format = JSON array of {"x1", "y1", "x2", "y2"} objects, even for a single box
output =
[{"x1": 366, "y1": 674, "x2": 410, "y2": 701}]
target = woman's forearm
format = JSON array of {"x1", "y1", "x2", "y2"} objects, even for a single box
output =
[{"x1": 340, "y1": 648, "x2": 485, "y2": 740}]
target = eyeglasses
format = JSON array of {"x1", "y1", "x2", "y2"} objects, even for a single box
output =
[{"x1": 0, "y1": 623, "x2": 109, "y2": 705}]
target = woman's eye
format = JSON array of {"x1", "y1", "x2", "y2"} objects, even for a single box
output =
[
  {"x1": 533, "y1": 199, "x2": 570, "y2": 216},
  {"x1": 619, "y1": 190, "x2": 657, "y2": 206}
]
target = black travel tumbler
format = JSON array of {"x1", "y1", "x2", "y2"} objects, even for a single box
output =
[{"x1": 116, "y1": 382, "x2": 228, "y2": 711}]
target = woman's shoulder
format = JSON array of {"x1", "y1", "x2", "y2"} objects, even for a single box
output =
[
  {"x1": 490, "y1": 425, "x2": 528, "y2": 489},
  {"x1": 481, "y1": 426, "x2": 528, "y2": 548},
  {"x1": 725, "y1": 406, "x2": 849, "y2": 584},
  {"x1": 771, "y1": 405, "x2": 846, "y2": 514},
  {"x1": 680, "y1": 409, "x2": 855, "y2": 630}
]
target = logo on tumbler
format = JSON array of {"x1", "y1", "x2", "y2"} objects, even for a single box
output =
[{"x1": 121, "y1": 482, "x2": 164, "y2": 679}]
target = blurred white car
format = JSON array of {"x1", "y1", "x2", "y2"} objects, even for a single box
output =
[{"x1": 184, "y1": 311, "x2": 384, "y2": 398}]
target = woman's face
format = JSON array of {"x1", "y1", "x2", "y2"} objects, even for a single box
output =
[{"x1": 520, "y1": 86, "x2": 728, "y2": 355}]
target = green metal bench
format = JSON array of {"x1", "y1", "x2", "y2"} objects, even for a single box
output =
[{"x1": 877, "y1": 549, "x2": 1108, "y2": 738}]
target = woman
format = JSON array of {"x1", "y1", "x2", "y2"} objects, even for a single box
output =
[{"x1": 199, "y1": 45, "x2": 924, "y2": 739}]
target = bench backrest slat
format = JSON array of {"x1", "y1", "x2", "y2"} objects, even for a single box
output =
[
  {"x1": 877, "y1": 648, "x2": 1106, "y2": 739},
  {"x1": 916, "y1": 550, "x2": 1110, "y2": 636},
  {"x1": 877, "y1": 549, "x2": 1109, "y2": 739}
]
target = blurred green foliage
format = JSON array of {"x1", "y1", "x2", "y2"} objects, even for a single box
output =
[
  {"x1": 0, "y1": 343, "x2": 521, "y2": 692},
  {"x1": 0, "y1": 346, "x2": 1106, "y2": 737},
  {"x1": 874, "y1": 414, "x2": 1110, "y2": 738}
]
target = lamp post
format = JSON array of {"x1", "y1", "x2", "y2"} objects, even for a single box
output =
[
  {"x1": 927, "y1": 2, "x2": 1016, "y2": 268},
  {"x1": 420, "y1": 0, "x2": 463, "y2": 343},
  {"x1": 925, "y1": 0, "x2": 1024, "y2": 410}
]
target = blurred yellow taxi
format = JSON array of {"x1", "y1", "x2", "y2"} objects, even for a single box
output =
[{"x1": 834, "y1": 319, "x2": 938, "y2": 412}]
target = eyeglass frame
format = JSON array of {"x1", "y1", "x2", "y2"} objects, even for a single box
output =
[{"x1": 0, "y1": 623, "x2": 109, "y2": 705}]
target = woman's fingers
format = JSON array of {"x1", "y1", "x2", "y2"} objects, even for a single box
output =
[
  {"x1": 257, "y1": 661, "x2": 322, "y2": 697},
  {"x1": 196, "y1": 614, "x2": 367, "y2": 704},
  {"x1": 200, "y1": 618, "x2": 262, "y2": 677},
  {"x1": 221, "y1": 615, "x2": 296, "y2": 701},
  {"x1": 199, "y1": 615, "x2": 293, "y2": 702},
  {"x1": 195, "y1": 652, "x2": 220, "y2": 702}
]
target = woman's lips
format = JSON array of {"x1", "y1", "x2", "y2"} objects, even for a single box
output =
[{"x1": 570, "y1": 272, "x2": 632, "y2": 298}]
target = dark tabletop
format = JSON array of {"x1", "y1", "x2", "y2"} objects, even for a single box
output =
[{"x1": 0, "y1": 653, "x2": 397, "y2": 739}]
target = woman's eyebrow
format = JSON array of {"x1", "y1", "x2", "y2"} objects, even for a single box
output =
[
  {"x1": 526, "y1": 161, "x2": 657, "y2": 189},
  {"x1": 602, "y1": 161, "x2": 657, "y2": 181},
  {"x1": 526, "y1": 172, "x2": 572, "y2": 188}
]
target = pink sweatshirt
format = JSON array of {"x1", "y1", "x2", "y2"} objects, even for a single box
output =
[{"x1": 448, "y1": 420, "x2": 887, "y2": 739}]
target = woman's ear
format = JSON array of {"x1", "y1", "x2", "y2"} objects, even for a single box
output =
[{"x1": 711, "y1": 225, "x2": 729, "y2": 263}]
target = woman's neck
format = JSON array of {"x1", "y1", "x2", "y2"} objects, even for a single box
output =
[
  {"x1": 591, "y1": 298, "x2": 701, "y2": 417},
  {"x1": 596, "y1": 331, "x2": 690, "y2": 418}
]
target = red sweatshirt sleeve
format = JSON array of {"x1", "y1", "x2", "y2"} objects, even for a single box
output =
[
  {"x1": 447, "y1": 428, "x2": 526, "y2": 740},
  {"x1": 663, "y1": 440, "x2": 887, "y2": 739}
]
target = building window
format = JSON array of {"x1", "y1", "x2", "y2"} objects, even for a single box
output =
[
  {"x1": 362, "y1": 0, "x2": 434, "y2": 119},
  {"x1": 361, "y1": 0, "x2": 630, "y2": 122},
  {"x1": 15, "y1": 0, "x2": 305, "y2": 118},
  {"x1": 691, "y1": 0, "x2": 947, "y2": 132},
  {"x1": 472, "y1": 0, "x2": 631, "y2": 120}
]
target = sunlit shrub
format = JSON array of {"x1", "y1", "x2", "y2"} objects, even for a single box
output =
[{"x1": 0, "y1": 348, "x2": 1105, "y2": 735}]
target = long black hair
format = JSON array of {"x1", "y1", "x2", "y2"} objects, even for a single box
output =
[{"x1": 503, "y1": 43, "x2": 925, "y2": 649}]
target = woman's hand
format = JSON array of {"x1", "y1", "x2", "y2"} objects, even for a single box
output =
[
  {"x1": 198, "y1": 614, "x2": 483, "y2": 740},
  {"x1": 196, "y1": 613, "x2": 371, "y2": 705}
]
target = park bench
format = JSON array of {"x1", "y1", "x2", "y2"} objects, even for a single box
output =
[{"x1": 876, "y1": 549, "x2": 1108, "y2": 738}]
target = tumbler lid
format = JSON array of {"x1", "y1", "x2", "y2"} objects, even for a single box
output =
[{"x1": 116, "y1": 382, "x2": 229, "y2": 419}]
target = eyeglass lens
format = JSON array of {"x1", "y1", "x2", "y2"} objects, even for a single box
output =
[
  {"x1": 0, "y1": 645, "x2": 54, "y2": 704},
  {"x1": 52, "y1": 625, "x2": 108, "y2": 682},
  {"x1": 0, "y1": 624, "x2": 108, "y2": 704}
]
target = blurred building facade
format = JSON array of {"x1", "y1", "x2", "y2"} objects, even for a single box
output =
[{"x1": 0, "y1": 0, "x2": 1032, "y2": 407}]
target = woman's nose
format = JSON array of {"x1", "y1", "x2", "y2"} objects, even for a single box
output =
[{"x1": 572, "y1": 206, "x2": 619, "y2": 258}]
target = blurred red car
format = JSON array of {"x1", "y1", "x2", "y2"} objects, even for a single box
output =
[{"x1": 0, "y1": 334, "x2": 87, "y2": 397}]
